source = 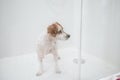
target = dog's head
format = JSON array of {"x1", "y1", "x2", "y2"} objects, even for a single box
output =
[{"x1": 47, "y1": 22, "x2": 70, "y2": 40}]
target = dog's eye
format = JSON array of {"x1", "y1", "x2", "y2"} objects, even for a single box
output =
[{"x1": 58, "y1": 30, "x2": 62, "y2": 33}]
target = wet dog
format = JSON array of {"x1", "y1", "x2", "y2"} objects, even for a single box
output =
[{"x1": 36, "y1": 22, "x2": 70, "y2": 76}]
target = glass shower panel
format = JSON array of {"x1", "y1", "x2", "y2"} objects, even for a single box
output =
[{"x1": 81, "y1": 0, "x2": 120, "y2": 80}]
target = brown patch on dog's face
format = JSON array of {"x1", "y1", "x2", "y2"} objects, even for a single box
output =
[
  {"x1": 47, "y1": 23, "x2": 58, "y2": 37},
  {"x1": 47, "y1": 22, "x2": 70, "y2": 40}
]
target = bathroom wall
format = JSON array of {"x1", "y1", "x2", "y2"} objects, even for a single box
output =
[
  {"x1": 0, "y1": 0, "x2": 79, "y2": 58},
  {"x1": 82, "y1": 0, "x2": 120, "y2": 67}
]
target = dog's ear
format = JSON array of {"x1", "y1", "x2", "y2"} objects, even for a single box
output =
[
  {"x1": 55, "y1": 22, "x2": 63, "y2": 29},
  {"x1": 55, "y1": 22, "x2": 59, "y2": 24},
  {"x1": 47, "y1": 24, "x2": 58, "y2": 37}
]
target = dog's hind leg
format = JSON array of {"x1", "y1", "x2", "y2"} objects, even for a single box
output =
[
  {"x1": 36, "y1": 58, "x2": 44, "y2": 76},
  {"x1": 36, "y1": 51, "x2": 44, "y2": 76}
]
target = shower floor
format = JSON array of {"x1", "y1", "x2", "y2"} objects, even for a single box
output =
[
  {"x1": 0, "y1": 47, "x2": 119, "y2": 80},
  {"x1": 0, "y1": 47, "x2": 79, "y2": 80},
  {"x1": 81, "y1": 53, "x2": 119, "y2": 80}
]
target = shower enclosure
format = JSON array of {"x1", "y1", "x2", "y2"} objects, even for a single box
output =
[
  {"x1": 81, "y1": 0, "x2": 120, "y2": 80},
  {"x1": 0, "y1": 0, "x2": 120, "y2": 80}
]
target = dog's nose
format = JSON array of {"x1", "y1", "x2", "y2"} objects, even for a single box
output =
[{"x1": 67, "y1": 34, "x2": 70, "y2": 38}]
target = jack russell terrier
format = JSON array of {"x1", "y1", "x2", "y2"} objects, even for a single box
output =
[{"x1": 36, "y1": 22, "x2": 70, "y2": 76}]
